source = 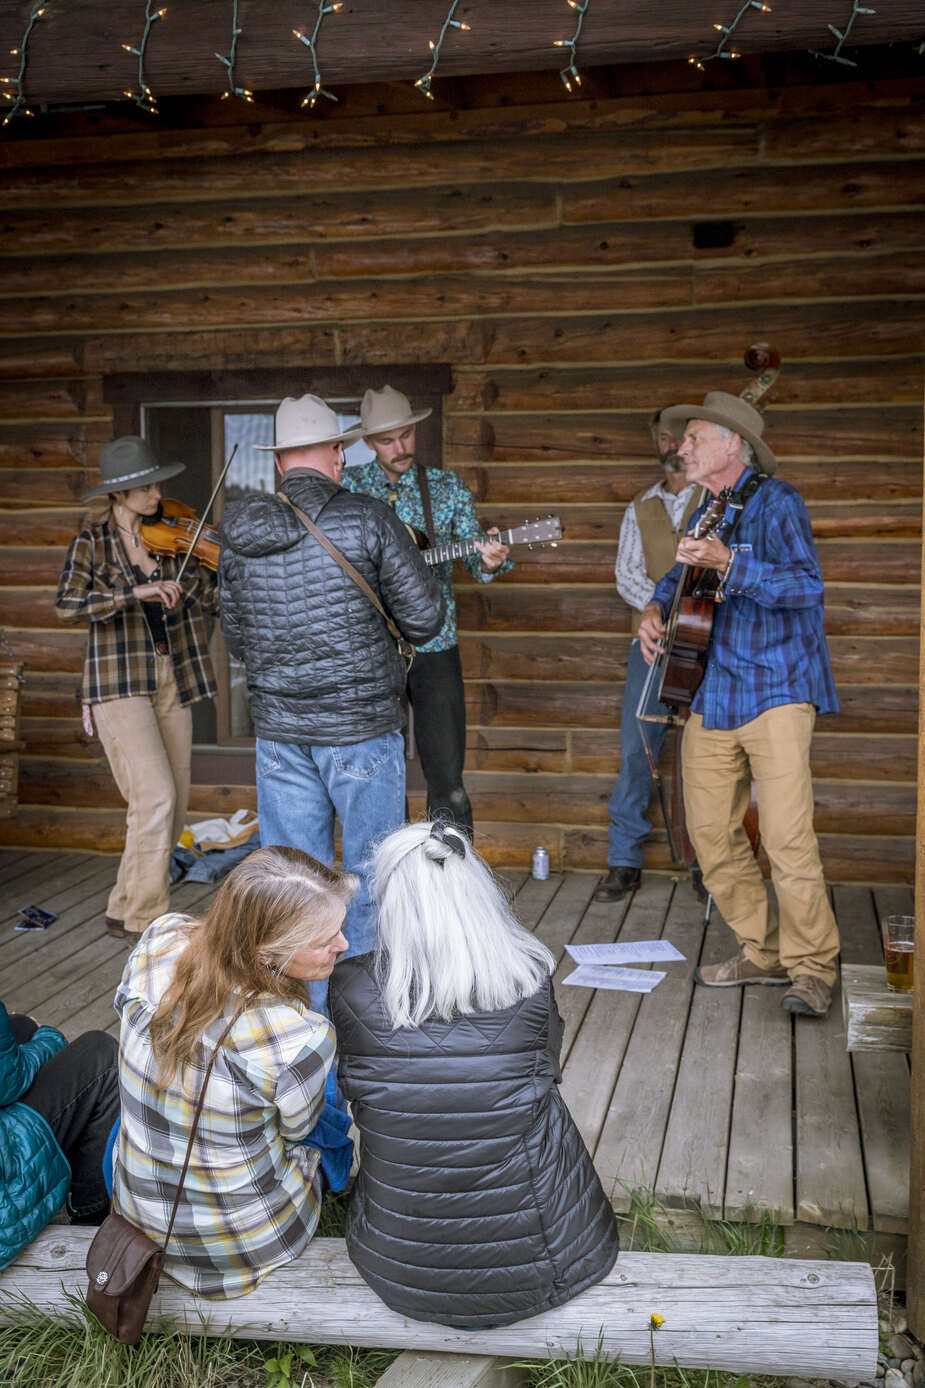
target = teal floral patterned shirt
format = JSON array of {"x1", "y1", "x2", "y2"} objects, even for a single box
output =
[{"x1": 342, "y1": 462, "x2": 514, "y2": 654}]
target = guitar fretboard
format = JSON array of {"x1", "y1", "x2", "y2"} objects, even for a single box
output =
[{"x1": 423, "y1": 529, "x2": 515, "y2": 566}]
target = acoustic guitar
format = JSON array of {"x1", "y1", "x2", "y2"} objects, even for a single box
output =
[
  {"x1": 407, "y1": 516, "x2": 563, "y2": 566},
  {"x1": 656, "y1": 492, "x2": 728, "y2": 710}
]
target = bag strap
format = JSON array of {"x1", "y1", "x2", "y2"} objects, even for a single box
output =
[
  {"x1": 162, "y1": 1009, "x2": 241, "y2": 1252},
  {"x1": 415, "y1": 464, "x2": 436, "y2": 548},
  {"x1": 279, "y1": 492, "x2": 406, "y2": 649}
]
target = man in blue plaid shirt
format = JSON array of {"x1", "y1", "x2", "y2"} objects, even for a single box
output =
[{"x1": 638, "y1": 392, "x2": 840, "y2": 1019}]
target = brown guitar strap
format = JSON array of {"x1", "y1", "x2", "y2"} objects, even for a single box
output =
[
  {"x1": 279, "y1": 493, "x2": 414, "y2": 672},
  {"x1": 415, "y1": 464, "x2": 436, "y2": 547}
]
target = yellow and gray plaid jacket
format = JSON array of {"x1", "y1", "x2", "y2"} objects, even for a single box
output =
[
  {"x1": 112, "y1": 915, "x2": 336, "y2": 1299},
  {"x1": 55, "y1": 514, "x2": 217, "y2": 706}
]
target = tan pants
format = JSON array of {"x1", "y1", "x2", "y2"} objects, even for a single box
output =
[
  {"x1": 681, "y1": 703, "x2": 840, "y2": 985},
  {"x1": 93, "y1": 655, "x2": 192, "y2": 935}
]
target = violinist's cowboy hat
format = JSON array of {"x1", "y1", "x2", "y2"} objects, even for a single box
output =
[
  {"x1": 361, "y1": 385, "x2": 432, "y2": 436},
  {"x1": 82, "y1": 435, "x2": 185, "y2": 501},
  {"x1": 254, "y1": 394, "x2": 364, "y2": 452},
  {"x1": 661, "y1": 393, "x2": 777, "y2": 475}
]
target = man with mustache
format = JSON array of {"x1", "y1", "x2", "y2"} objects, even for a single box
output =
[
  {"x1": 342, "y1": 386, "x2": 512, "y2": 838},
  {"x1": 593, "y1": 408, "x2": 700, "y2": 903}
]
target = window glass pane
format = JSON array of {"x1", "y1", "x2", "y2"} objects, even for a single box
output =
[
  {"x1": 224, "y1": 413, "x2": 276, "y2": 501},
  {"x1": 330, "y1": 405, "x2": 376, "y2": 470}
]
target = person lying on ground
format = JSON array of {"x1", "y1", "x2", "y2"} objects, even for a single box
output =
[
  {"x1": 112, "y1": 844, "x2": 355, "y2": 1297},
  {"x1": 328, "y1": 820, "x2": 621, "y2": 1330},
  {"x1": 0, "y1": 1002, "x2": 118, "y2": 1268}
]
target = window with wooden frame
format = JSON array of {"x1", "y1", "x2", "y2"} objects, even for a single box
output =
[{"x1": 103, "y1": 366, "x2": 450, "y2": 782}]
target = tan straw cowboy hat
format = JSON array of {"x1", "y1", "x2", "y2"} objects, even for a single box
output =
[
  {"x1": 82, "y1": 435, "x2": 185, "y2": 501},
  {"x1": 661, "y1": 392, "x2": 777, "y2": 475},
  {"x1": 254, "y1": 395, "x2": 364, "y2": 452},
  {"x1": 361, "y1": 385, "x2": 432, "y2": 436}
]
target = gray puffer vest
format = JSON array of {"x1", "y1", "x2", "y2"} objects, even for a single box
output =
[{"x1": 329, "y1": 954, "x2": 620, "y2": 1329}]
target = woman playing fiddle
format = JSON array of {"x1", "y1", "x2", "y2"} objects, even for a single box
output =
[{"x1": 56, "y1": 436, "x2": 218, "y2": 943}]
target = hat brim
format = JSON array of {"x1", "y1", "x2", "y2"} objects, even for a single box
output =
[
  {"x1": 661, "y1": 404, "x2": 777, "y2": 475},
  {"x1": 81, "y1": 459, "x2": 186, "y2": 502},
  {"x1": 361, "y1": 406, "x2": 432, "y2": 437},
  {"x1": 254, "y1": 424, "x2": 365, "y2": 452}
]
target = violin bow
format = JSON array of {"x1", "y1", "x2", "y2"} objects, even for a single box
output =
[{"x1": 175, "y1": 443, "x2": 238, "y2": 584}]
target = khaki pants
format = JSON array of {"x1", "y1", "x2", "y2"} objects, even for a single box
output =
[
  {"x1": 93, "y1": 656, "x2": 192, "y2": 935},
  {"x1": 681, "y1": 703, "x2": 839, "y2": 985}
]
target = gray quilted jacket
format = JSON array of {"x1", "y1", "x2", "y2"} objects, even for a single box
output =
[
  {"x1": 218, "y1": 471, "x2": 445, "y2": 744},
  {"x1": 329, "y1": 954, "x2": 620, "y2": 1329}
]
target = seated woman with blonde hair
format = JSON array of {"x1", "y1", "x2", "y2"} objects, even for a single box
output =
[
  {"x1": 112, "y1": 845, "x2": 354, "y2": 1298},
  {"x1": 329, "y1": 821, "x2": 620, "y2": 1330}
]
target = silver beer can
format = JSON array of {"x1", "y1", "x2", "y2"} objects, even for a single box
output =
[{"x1": 531, "y1": 846, "x2": 550, "y2": 880}]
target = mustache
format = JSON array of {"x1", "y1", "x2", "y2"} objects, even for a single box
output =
[{"x1": 660, "y1": 450, "x2": 684, "y2": 472}]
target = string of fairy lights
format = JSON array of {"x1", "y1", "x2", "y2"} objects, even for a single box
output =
[
  {"x1": 121, "y1": 1, "x2": 166, "y2": 115},
  {"x1": 293, "y1": 1, "x2": 343, "y2": 109},
  {"x1": 0, "y1": 0, "x2": 908, "y2": 131}
]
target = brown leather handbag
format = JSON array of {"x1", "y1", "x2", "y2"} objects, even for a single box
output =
[{"x1": 85, "y1": 1013, "x2": 239, "y2": 1345}]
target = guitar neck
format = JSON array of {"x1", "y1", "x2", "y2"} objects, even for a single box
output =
[{"x1": 422, "y1": 529, "x2": 515, "y2": 567}]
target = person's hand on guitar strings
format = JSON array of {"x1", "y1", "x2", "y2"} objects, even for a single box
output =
[
  {"x1": 674, "y1": 534, "x2": 731, "y2": 572},
  {"x1": 476, "y1": 527, "x2": 510, "y2": 573},
  {"x1": 637, "y1": 603, "x2": 666, "y2": 666}
]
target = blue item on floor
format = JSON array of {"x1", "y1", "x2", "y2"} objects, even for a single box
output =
[{"x1": 169, "y1": 833, "x2": 261, "y2": 886}]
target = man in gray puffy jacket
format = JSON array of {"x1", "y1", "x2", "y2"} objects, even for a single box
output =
[{"x1": 218, "y1": 395, "x2": 445, "y2": 1008}]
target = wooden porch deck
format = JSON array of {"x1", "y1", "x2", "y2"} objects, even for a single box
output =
[{"x1": 0, "y1": 849, "x2": 912, "y2": 1275}]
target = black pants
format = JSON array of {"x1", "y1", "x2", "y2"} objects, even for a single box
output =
[
  {"x1": 406, "y1": 645, "x2": 473, "y2": 838},
  {"x1": 10, "y1": 1015, "x2": 119, "y2": 1223}
]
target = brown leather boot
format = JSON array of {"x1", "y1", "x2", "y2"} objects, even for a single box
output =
[{"x1": 592, "y1": 867, "x2": 641, "y2": 903}]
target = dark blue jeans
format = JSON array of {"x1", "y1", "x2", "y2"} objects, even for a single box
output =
[
  {"x1": 607, "y1": 640, "x2": 671, "y2": 869},
  {"x1": 10, "y1": 1016, "x2": 118, "y2": 1222}
]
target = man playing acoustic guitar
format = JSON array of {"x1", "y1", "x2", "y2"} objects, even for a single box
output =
[
  {"x1": 637, "y1": 392, "x2": 840, "y2": 1019},
  {"x1": 343, "y1": 386, "x2": 512, "y2": 839}
]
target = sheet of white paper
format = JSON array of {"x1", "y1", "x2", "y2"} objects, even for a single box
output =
[
  {"x1": 561, "y1": 965, "x2": 666, "y2": 993},
  {"x1": 565, "y1": 940, "x2": 685, "y2": 965}
]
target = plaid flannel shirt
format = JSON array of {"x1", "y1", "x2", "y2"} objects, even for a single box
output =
[
  {"x1": 652, "y1": 472, "x2": 839, "y2": 730},
  {"x1": 341, "y1": 462, "x2": 513, "y2": 653},
  {"x1": 55, "y1": 515, "x2": 217, "y2": 706},
  {"x1": 113, "y1": 915, "x2": 336, "y2": 1298}
]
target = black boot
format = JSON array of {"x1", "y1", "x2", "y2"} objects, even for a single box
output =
[{"x1": 592, "y1": 866, "x2": 641, "y2": 903}]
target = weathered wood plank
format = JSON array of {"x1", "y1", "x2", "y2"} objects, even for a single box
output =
[
  {"x1": 794, "y1": 974, "x2": 870, "y2": 1229},
  {"x1": 0, "y1": 1229, "x2": 879, "y2": 1380},
  {"x1": 375, "y1": 1352, "x2": 527, "y2": 1388},
  {"x1": 560, "y1": 875, "x2": 674, "y2": 1154},
  {"x1": 655, "y1": 908, "x2": 742, "y2": 1219},
  {"x1": 725, "y1": 985, "x2": 794, "y2": 1223},
  {"x1": 552, "y1": 894, "x2": 633, "y2": 1066},
  {"x1": 457, "y1": 458, "x2": 924, "y2": 505},
  {"x1": 595, "y1": 879, "x2": 705, "y2": 1207},
  {"x1": 450, "y1": 356, "x2": 925, "y2": 413},
  {"x1": 448, "y1": 409, "x2": 922, "y2": 463}
]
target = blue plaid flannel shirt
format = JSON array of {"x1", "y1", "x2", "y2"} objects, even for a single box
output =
[{"x1": 652, "y1": 472, "x2": 839, "y2": 731}]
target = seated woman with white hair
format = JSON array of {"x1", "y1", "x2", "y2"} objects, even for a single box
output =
[{"x1": 328, "y1": 821, "x2": 620, "y2": 1330}]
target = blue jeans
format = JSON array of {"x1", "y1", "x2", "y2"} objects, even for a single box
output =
[
  {"x1": 255, "y1": 730, "x2": 405, "y2": 1013},
  {"x1": 607, "y1": 640, "x2": 670, "y2": 869}
]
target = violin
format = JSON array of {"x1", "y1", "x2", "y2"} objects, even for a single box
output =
[{"x1": 139, "y1": 498, "x2": 220, "y2": 572}]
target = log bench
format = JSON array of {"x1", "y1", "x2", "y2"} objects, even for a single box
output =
[
  {"x1": 0, "y1": 1228, "x2": 879, "y2": 1383},
  {"x1": 841, "y1": 962, "x2": 914, "y2": 1052}
]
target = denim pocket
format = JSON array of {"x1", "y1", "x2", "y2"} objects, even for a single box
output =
[
  {"x1": 255, "y1": 737, "x2": 282, "y2": 775},
  {"x1": 331, "y1": 732, "x2": 400, "y2": 781}
]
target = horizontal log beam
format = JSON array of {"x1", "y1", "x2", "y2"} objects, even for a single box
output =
[
  {"x1": 0, "y1": 1228, "x2": 878, "y2": 1379},
  {"x1": 0, "y1": 0, "x2": 919, "y2": 104}
]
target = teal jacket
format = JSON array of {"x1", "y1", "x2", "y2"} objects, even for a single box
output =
[{"x1": 0, "y1": 1001, "x2": 71, "y2": 1269}]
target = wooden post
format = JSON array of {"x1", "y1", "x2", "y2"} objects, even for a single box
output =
[{"x1": 909, "y1": 387, "x2": 925, "y2": 1336}]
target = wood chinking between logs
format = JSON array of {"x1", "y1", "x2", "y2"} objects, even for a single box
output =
[{"x1": 0, "y1": 72, "x2": 919, "y2": 882}]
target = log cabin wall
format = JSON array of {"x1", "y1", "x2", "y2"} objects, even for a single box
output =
[{"x1": 0, "y1": 72, "x2": 921, "y2": 882}]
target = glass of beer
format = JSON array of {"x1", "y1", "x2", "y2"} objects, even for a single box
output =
[{"x1": 881, "y1": 915, "x2": 915, "y2": 993}]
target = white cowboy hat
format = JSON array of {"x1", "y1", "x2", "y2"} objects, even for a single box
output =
[
  {"x1": 360, "y1": 385, "x2": 432, "y2": 436},
  {"x1": 82, "y1": 435, "x2": 185, "y2": 501},
  {"x1": 254, "y1": 395, "x2": 364, "y2": 452},
  {"x1": 661, "y1": 392, "x2": 777, "y2": 475}
]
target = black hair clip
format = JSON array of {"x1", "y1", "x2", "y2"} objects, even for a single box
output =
[{"x1": 429, "y1": 821, "x2": 466, "y2": 863}]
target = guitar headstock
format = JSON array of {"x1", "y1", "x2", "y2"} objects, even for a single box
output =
[
  {"x1": 692, "y1": 494, "x2": 726, "y2": 540},
  {"x1": 511, "y1": 516, "x2": 563, "y2": 549}
]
